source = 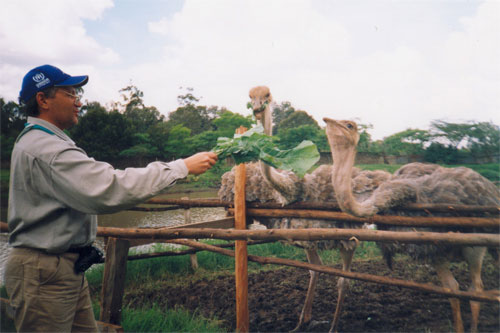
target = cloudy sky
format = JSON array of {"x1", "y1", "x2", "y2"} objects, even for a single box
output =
[{"x1": 1, "y1": 0, "x2": 499, "y2": 139}]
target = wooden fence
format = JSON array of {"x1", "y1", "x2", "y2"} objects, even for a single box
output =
[
  {"x1": 1, "y1": 178, "x2": 499, "y2": 331},
  {"x1": 1, "y1": 197, "x2": 499, "y2": 332}
]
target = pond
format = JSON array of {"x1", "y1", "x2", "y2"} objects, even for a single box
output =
[{"x1": 0, "y1": 189, "x2": 226, "y2": 281}]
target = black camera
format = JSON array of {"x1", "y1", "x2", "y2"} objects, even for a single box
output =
[{"x1": 74, "y1": 245, "x2": 104, "y2": 274}]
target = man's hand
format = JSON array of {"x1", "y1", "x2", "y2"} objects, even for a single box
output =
[{"x1": 183, "y1": 152, "x2": 218, "y2": 175}]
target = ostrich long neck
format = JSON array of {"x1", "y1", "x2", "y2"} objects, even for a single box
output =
[
  {"x1": 331, "y1": 145, "x2": 378, "y2": 217},
  {"x1": 259, "y1": 103, "x2": 300, "y2": 203}
]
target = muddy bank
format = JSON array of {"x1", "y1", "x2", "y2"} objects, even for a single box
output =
[{"x1": 124, "y1": 256, "x2": 499, "y2": 332}]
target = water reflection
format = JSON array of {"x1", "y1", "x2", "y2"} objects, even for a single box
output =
[{"x1": 0, "y1": 190, "x2": 227, "y2": 281}]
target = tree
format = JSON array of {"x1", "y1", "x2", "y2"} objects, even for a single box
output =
[
  {"x1": 164, "y1": 124, "x2": 191, "y2": 158},
  {"x1": 146, "y1": 121, "x2": 171, "y2": 158},
  {"x1": 277, "y1": 125, "x2": 328, "y2": 151},
  {"x1": 69, "y1": 102, "x2": 134, "y2": 161},
  {"x1": 356, "y1": 122, "x2": 375, "y2": 153},
  {"x1": 168, "y1": 104, "x2": 215, "y2": 136},
  {"x1": 212, "y1": 110, "x2": 254, "y2": 138},
  {"x1": 118, "y1": 85, "x2": 165, "y2": 133},
  {"x1": 185, "y1": 131, "x2": 221, "y2": 155},
  {"x1": 278, "y1": 110, "x2": 320, "y2": 132},
  {"x1": 424, "y1": 142, "x2": 462, "y2": 164},
  {"x1": 119, "y1": 133, "x2": 160, "y2": 165},
  {"x1": 381, "y1": 129, "x2": 430, "y2": 155},
  {"x1": 430, "y1": 120, "x2": 472, "y2": 149},
  {"x1": 271, "y1": 101, "x2": 295, "y2": 135},
  {"x1": 177, "y1": 87, "x2": 200, "y2": 106},
  {"x1": 430, "y1": 120, "x2": 500, "y2": 161},
  {"x1": 466, "y1": 121, "x2": 500, "y2": 160},
  {"x1": 1, "y1": 98, "x2": 24, "y2": 162}
]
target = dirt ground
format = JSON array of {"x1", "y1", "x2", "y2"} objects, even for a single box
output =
[{"x1": 125, "y1": 256, "x2": 499, "y2": 332}]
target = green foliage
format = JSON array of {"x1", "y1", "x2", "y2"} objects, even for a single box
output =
[
  {"x1": 119, "y1": 85, "x2": 165, "y2": 133},
  {"x1": 184, "y1": 131, "x2": 221, "y2": 156},
  {"x1": 1, "y1": 89, "x2": 499, "y2": 168},
  {"x1": 165, "y1": 124, "x2": 191, "y2": 158},
  {"x1": 119, "y1": 133, "x2": 160, "y2": 161},
  {"x1": 277, "y1": 125, "x2": 329, "y2": 151},
  {"x1": 168, "y1": 90, "x2": 217, "y2": 137},
  {"x1": 70, "y1": 104, "x2": 135, "y2": 161},
  {"x1": 213, "y1": 125, "x2": 320, "y2": 177},
  {"x1": 278, "y1": 110, "x2": 319, "y2": 132},
  {"x1": 423, "y1": 142, "x2": 463, "y2": 164},
  {"x1": 271, "y1": 101, "x2": 295, "y2": 135},
  {"x1": 1, "y1": 98, "x2": 24, "y2": 162},
  {"x1": 177, "y1": 87, "x2": 201, "y2": 107},
  {"x1": 168, "y1": 105, "x2": 214, "y2": 136},
  {"x1": 442, "y1": 163, "x2": 500, "y2": 182},
  {"x1": 430, "y1": 120, "x2": 472, "y2": 148},
  {"x1": 467, "y1": 121, "x2": 500, "y2": 158},
  {"x1": 356, "y1": 164, "x2": 402, "y2": 174},
  {"x1": 212, "y1": 110, "x2": 254, "y2": 138},
  {"x1": 381, "y1": 129, "x2": 430, "y2": 156},
  {"x1": 430, "y1": 120, "x2": 500, "y2": 158}
]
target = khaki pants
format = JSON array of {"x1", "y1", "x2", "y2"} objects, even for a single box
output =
[{"x1": 4, "y1": 248, "x2": 99, "y2": 332}]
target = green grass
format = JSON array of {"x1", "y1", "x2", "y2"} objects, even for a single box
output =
[
  {"x1": 356, "y1": 163, "x2": 402, "y2": 174},
  {"x1": 121, "y1": 304, "x2": 222, "y2": 332},
  {"x1": 444, "y1": 163, "x2": 499, "y2": 182},
  {"x1": 86, "y1": 240, "x2": 381, "y2": 293},
  {"x1": 91, "y1": 301, "x2": 223, "y2": 332},
  {"x1": 83, "y1": 240, "x2": 381, "y2": 331}
]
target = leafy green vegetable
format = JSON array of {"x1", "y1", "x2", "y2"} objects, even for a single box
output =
[
  {"x1": 212, "y1": 125, "x2": 319, "y2": 177},
  {"x1": 246, "y1": 101, "x2": 269, "y2": 113}
]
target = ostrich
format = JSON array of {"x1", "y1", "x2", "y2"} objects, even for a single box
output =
[
  {"x1": 323, "y1": 117, "x2": 500, "y2": 333},
  {"x1": 219, "y1": 86, "x2": 391, "y2": 332},
  {"x1": 249, "y1": 86, "x2": 302, "y2": 205}
]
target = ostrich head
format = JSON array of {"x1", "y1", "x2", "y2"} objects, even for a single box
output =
[
  {"x1": 249, "y1": 86, "x2": 272, "y2": 120},
  {"x1": 323, "y1": 117, "x2": 360, "y2": 152}
]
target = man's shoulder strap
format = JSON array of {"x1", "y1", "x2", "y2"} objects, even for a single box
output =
[{"x1": 16, "y1": 123, "x2": 56, "y2": 142}]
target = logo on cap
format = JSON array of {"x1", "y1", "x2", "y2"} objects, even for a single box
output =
[{"x1": 33, "y1": 72, "x2": 50, "y2": 88}]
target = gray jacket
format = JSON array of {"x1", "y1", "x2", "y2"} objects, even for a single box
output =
[{"x1": 8, "y1": 117, "x2": 188, "y2": 253}]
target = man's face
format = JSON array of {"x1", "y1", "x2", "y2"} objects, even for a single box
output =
[{"x1": 44, "y1": 87, "x2": 82, "y2": 130}]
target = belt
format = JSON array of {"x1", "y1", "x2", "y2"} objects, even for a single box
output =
[{"x1": 14, "y1": 246, "x2": 85, "y2": 255}]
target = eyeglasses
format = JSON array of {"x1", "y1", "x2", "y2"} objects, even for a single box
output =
[{"x1": 60, "y1": 90, "x2": 82, "y2": 103}]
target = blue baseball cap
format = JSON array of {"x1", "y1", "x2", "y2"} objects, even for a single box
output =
[{"x1": 19, "y1": 64, "x2": 89, "y2": 103}]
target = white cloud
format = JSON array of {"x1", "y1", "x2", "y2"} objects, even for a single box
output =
[
  {"x1": 138, "y1": 0, "x2": 499, "y2": 139},
  {"x1": 148, "y1": 18, "x2": 170, "y2": 36},
  {"x1": 0, "y1": 0, "x2": 118, "y2": 101},
  {"x1": 1, "y1": 0, "x2": 498, "y2": 141}
]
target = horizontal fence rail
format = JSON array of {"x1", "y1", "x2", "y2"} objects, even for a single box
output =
[
  {"x1": 143, "y1": 197, "x2": 500, "y2": 214},
  {"x1": 94, "y1": 226, "x2": 499, "y2": 247},
  {"x1": 233, "y1": 208, "x2": 500, "y2": 228},
  {"x1": 1, "y1": 222, "x2": 498, "y2": 246}
]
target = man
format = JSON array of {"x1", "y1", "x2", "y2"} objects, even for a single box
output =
[{"x1": 4, "y1": 64, "x2": 218, "y2": 332}]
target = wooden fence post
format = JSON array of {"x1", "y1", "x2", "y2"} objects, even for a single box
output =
[
  {"x1": 183, "y1": 196, "x2": 199, "y2": 270},
  {"x1": 100, "y1": 237, "x2": 130, "y2": 325},
  {"x1": 234, "y1": 126, "x2": 249, "y2": 332}
]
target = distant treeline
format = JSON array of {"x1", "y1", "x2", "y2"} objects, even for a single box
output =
[{"x1": 2, "y1": 85, "x2": 499, "y2": 168}]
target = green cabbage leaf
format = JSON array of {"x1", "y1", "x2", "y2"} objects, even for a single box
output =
[{"x1": 212, "y1": 125, "x2": 319, "y2": 177}]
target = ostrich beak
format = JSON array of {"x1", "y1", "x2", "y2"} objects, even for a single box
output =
[
  {"x1": 323, "y1": 117, "x2": 339, "y2": 125},
  {"x1": 253, "y1": 107, "x2": 264, "y2": 120}
]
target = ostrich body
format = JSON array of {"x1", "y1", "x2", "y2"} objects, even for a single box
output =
[
  {"x1": 218, "y1": 86, "x2": 390, "y2": 332},
  {"x1": 324, "y1": 117, "x2": 500, "y2": 333}
]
